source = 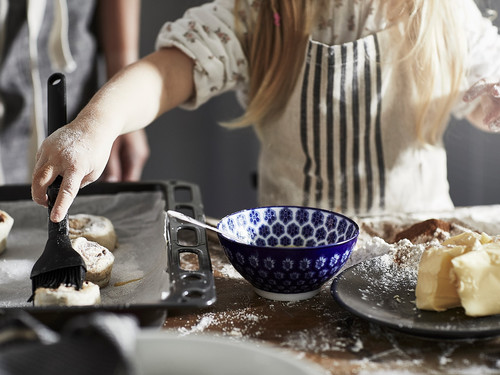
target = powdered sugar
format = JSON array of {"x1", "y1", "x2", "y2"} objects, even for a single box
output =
[
  {"x1": 342, "y1": 236, "x2": 394, "y2": 270},
  {"x1": 174, "y1": 308, "x2": 270, "y2": 338},
  {"x1": 178, "y1": 315, "x2": 216, "y2": 336},
  {"x1": 219, "y1": 264, "x2": 243, "y2": 279}
]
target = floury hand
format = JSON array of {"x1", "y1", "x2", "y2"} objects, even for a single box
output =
[{"x1": 464, "y1": 78, "x2": 500, "y2": 131}]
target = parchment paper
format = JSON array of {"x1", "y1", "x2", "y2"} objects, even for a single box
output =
[{"x1": 0, "y1": 191, "x2": 169, "y2": 308}]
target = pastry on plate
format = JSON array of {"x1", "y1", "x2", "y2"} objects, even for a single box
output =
[
  {"x1": 69, "y1": 213, "x2": 117, "y2": 251},
  {"x1": 71, "y1": 237, "x2": 115, "y2": 288}
]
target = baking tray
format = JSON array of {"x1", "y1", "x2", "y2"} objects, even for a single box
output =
[{"x1": 0, "y1": 180, "x2": 216, "y2": 328}]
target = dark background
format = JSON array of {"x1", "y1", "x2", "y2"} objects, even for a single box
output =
[{"x1": 138, "y1": 1, "x2": 500, "y2": 218}]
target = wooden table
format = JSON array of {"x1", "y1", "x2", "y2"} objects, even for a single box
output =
[{"x1": 163, "y1": 231, "x2": 500, "y2": 375}]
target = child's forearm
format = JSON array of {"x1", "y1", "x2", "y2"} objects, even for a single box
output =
[{"x1": 76, "y1": 47, "x2": 195, "y2": 137}]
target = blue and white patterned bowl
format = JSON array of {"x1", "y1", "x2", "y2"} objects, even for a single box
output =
[{"x1": 217, "y1": 206, "x2": 359, "y2": 301}]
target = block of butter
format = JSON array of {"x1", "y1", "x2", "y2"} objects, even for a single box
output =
[
  {"x1": 451, "y1": 242, "x2": 500, "y2": 317},
  {"x1": 415, "y1": 231, "x2": 500, "y2": 317},
  {"x1": 415, "y1": 244, "x2": 468, "y2": 311},
  {"x1": 442, "y1": 231, "x2": 491, "y2": 250}
]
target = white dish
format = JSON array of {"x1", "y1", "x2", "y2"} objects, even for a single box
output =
[{"x1": 135, "y1": 330, "x2": 323, "y2": 375}]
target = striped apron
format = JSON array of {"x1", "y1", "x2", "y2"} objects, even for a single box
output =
[{"x1": 255, "y1": 27, "x2": 454, "y2": 216}]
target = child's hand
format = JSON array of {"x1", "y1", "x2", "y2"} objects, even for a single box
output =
[
  {"x1": 31, "y1": 123, "x2": 114, "y2": 223},
  {"x1": 463, "y1": 78, "x2": 500, "y2": 131}
]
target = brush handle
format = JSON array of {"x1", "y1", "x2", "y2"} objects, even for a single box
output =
[
  {"x1": 47, "y1": 175, "x2": 69, "y2": 236},
  {"x1": 47, "y1": 73, "x2": 69, "y2": 234},
  {"x1": 47, "y1": 73, "x2": 67, "y2": 135}
]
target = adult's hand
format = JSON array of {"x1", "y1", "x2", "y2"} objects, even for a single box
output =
[{"x1": 100, "y1": 129, "x2": 150, "y2": 182}]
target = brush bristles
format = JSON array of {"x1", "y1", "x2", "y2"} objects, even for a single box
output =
[{"x1": 28, "y1": 266, "x2": 86, "y2": 302}]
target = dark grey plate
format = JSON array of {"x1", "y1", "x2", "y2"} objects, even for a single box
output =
[{"x1": 331, "y1": 256, "x2": 500, "y2": 340}]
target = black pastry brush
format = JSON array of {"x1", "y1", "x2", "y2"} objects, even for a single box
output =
[{"x1": 29, "y1": 73, "x2": 86, "y2": 302}]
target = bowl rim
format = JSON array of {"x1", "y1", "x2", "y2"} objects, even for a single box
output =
[{"x1": 216, "y1": 205, "x2": 359, "y2": 249}]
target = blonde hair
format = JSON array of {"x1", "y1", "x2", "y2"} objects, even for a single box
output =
[
  {"x1": 392, "y1": 0, "x2": 468, "y2": 142},
  {"x1": 232, "y1": 0, "x2": 468, "y2": 144}
]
